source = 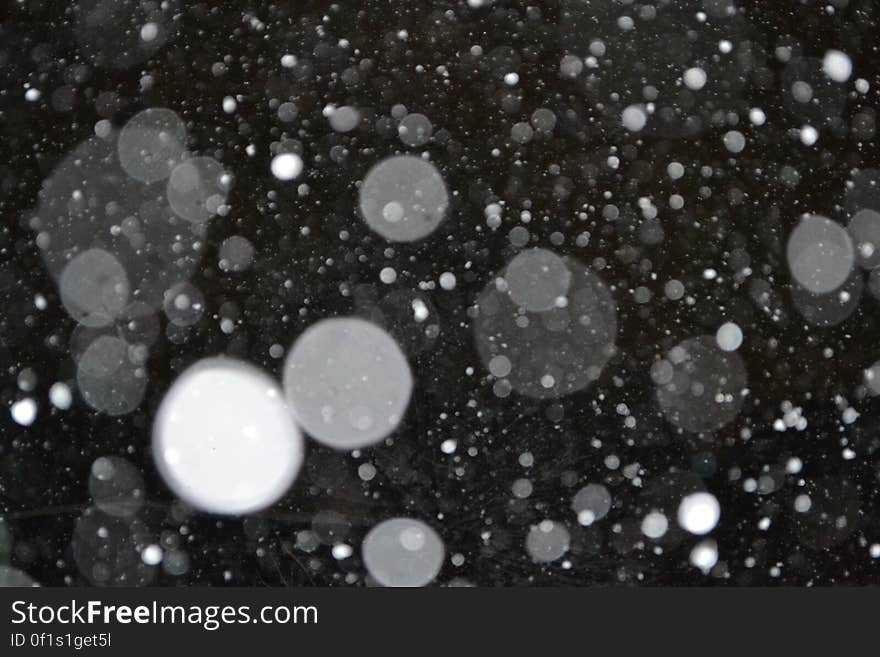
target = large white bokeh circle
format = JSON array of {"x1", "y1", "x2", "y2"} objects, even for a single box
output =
[{"x1": 153, "y1": 358, "x2": 304, "y2": 515}]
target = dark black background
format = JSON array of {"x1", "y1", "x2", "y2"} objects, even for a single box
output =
[{"x1": 1, "y1": 0, "x2": 880, "y2": 586}]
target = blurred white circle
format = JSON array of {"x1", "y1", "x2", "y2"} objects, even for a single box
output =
[
  {"x1": 787, "y1": 214, "x2": 854, "y2": 294},
  {"x1": 677, "y1": 492, "x2": 720, "y2": 535},
  {"x1": 271, "y1": 153, "x2": 304, "y2": 181},
  {"x1": 153, "y1": 358, "x2": 304, "y2": 515}
]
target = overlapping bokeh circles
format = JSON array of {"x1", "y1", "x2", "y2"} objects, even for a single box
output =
[
  {"x1": 654, "y1": 336, "x2": 747, "y2": 434},
  {"x1": 473, "y1": 250, "x2": 617, "y2": 399}
]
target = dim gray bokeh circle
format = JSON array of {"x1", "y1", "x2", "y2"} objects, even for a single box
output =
[
  {"x1": 283, "y1": 317, "x2": 413, "y2": 450},
  {"x1": 73, "y1": 0, "x2": 180, "y2": 70},
  {"x1": 845, "y1": 169, "x2": 880, "y2": 218},
  {"x1": 117, "y1": 108, "x2": 187, "y2": 183},
  {"x1": 525, "y1": 520, "x2": 570, "y2": 563},
  {"x1": 781, "y1": 56, "x2": 847, "y2": 126},
  {"x1": 71, "y1": 507, "x2": 155, "y2": 586},
  {"x1": 218, "y1": 235, "x2": 256, "y2": 273},
  {"x1": 654, "y1": 335, "x2": 747, "y2": 434},
  {"x1": 358, "y1": 155, "x2": 449, "y2": 242},
  {"x1": 848, "y1": 208, "x2": 880, "y2": 269},
  {"x1": 88, "y1": 456, "x2": 145, "y2": 518},
  {"x1": 398, "y1": 113, "x2": 433, "y2": 147},
  {"x1": 76, "y1": 334, "x2": 148, "y2": 416},
  {"x1": 473, "y1": 254, "x2": 618, "y2": 399},
  {"x1": 791, "y1": 270, "x2": 863, "y2": 328},
  {"x1": 504, "y1": 248, "x2": 573, "y2": 312},
  {"x1": 166, "y1": 156, "x2": 230, "y2": 224},
  {"x1": 59, "y1": 248, "x2": 130, "y2": 327},
  {"x1": 33, "y1": 135, "x2": 205, "y2": 311},
  {"x1": 557, "y1": 0, "x2": 755, "y2": 140},
  {"x1": 571, "y1": 483, "x2": 612, "y2": 524},
  {"x1": 786, "y1": 214, "x2": 854, "y2": 294}
]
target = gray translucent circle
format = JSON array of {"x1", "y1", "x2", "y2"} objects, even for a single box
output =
[
  {"x1": 782, "y1": 57, "x2": 847, "y2": 125},
  {"x1": 218, "y1": 236, "x2": 255, "y2": 273},
  {"x1": 118, "y1": 108, "x2": 187, "y2": 183},
  {"x1": 560, "y1": 1, "x2": 757, "y2": 140},
  {"x1": 59, "y1": 248, "x2": 130, "y2": 327},
  {"x1": 398, "y1": 113, "x2": 433, "y2": 147},
  {"x1": 866, "y1": 361, "x2": 880, "y2": 396},
  {"x1": 723, "y1": 130, "x2": 746, "y2": 154},
  {"x1": 525, "y1": 520, "x2": 570, "y2": 563},
  {"x1": 655, "y1": 336, "x2": 747, "y2": 434},
  {"x1": 277, "y1": 102, "x2": 299, "y2": 123},
  {"x1": 488, "y1": 355, "x2": 512, "y2": 378},
  {"x1": 511, "y1": 122, "x2": 534, "y2": 145},
  {"x1": 531, "y1": 108, "x2": 557, "y2": 133},
  {"x1": 359, "y1": 156, "x2": 449, "y2": 242},
  {"x1": 362, "y1": 517, "x2": 444, "y2": 587},
  {"x1": 73, "y1": 0, "x2": 179, "y2": 70},
  {"x1": 77, "y1": 334, "x2": 127, "y2": 377},
  {"x1": 845, "y1": 169, "x2": 880, "y2": 217},
  {"x1": 794, "y1": 479, "x2": 859, "y2": 551},
  {"x1": 167, "y1": 156, "x2": 229, "y2": 224},
  {"x1": 33, "y1": 136, "x2": 205, "y2": 310},
  {"x1": 329, "y1": 106, "x2": 360, "y2": 133},
  {"x1": 504, "y1": 248, "x2": 572, "y2": 312},
  {"x1": 787, "y1": 215, "x2": 854, "y2": 294},
  {"x1": 89, "y1": 456, "x2": 145, "y2": 517},
  {"x1": 153, "y1": 358, "x2": 304, "y2": 515},
  {"x1": 162, "y1": 281, "x2": 205, "y2": 327},
  {"x1": 848, "y1": 208, "x2": 880, "y2": 269},
  {"x1": 792, "y1": 271, "x2": 863, "y2": 328},
  {"x1": 571, "y1": 483, "x2": 612, "y2": 525},
  {"x1": 473, "y1": 255, "x2": 617, "y2": 399},
  {"x1": 76, "y1": 335, "x2": 147, "y2": 416},
  {"x1": 72, "y1": 507, "x2": 155, "y2": 586},
  {"x1": 0, "y1": 566, "x2": 39, "y2": 587},
  {"x1": 283, "y1": 318, "x2": 413, "y2": 450}
]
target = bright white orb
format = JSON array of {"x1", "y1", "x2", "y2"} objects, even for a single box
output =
[
  {"x1": 822, "y1": 50, "x2": 853, "y2": 83},
  {"x1": 271, "y1": 153, "x2": 304, "y2": 181},
  {"x1": 152, "y1": 358, "x2": 304, "y2": 515},
  {"x1": 10, "y1": 398, "x2": 37, "y2": 427},
  {"x1": 677, "y1": 492, "x2": 721, "y2": 535},
  {"x1": 689, "y1": 539, "x2": 719, "y2": 573}
]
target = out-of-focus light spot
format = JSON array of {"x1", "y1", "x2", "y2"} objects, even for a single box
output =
[{"x1": 677, "y1": 492, "x2": 721, "y2": 535}]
